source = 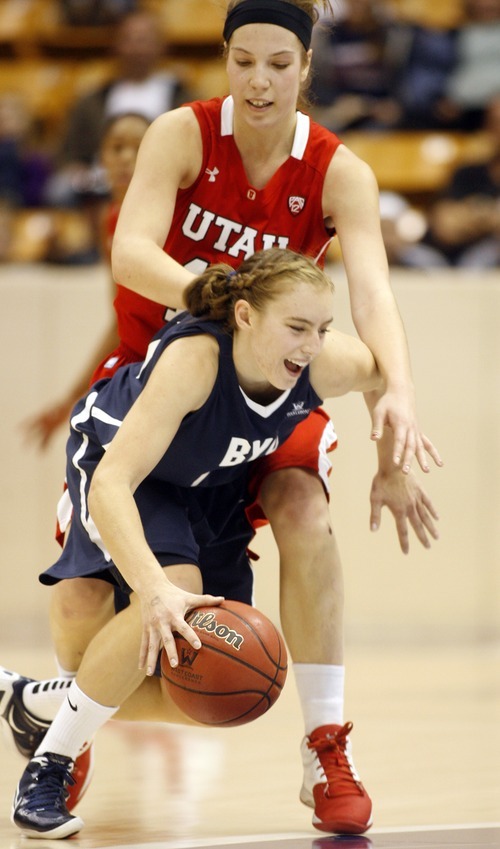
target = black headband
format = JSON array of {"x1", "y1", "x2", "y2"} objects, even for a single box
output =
[{"x1": 223, "y1": 0, "x2": 313, "y2": 51}]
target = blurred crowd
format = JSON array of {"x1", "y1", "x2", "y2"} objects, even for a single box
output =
[
  {"x1": 0, "y1": 5, "x2": 192, "y2": 263},
  {"x1": 0, "y1": 0, "x2": 499, "y2": 268}
]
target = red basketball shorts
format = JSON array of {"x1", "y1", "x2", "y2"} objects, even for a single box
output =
[{"x1": 245, "y1": 408, "x2": 338, "y2": 531}]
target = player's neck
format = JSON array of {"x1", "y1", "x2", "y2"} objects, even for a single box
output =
[
  {"x1": 233, "y1": 115, "x2": 297, "y2": 189},
  {"x1": 233, "y1": 337, "x2": 284, "y2": 406}
]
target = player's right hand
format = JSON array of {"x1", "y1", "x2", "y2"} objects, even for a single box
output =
[{"x1": 139, "y1": 583, "x2": 224, "y2": 675}]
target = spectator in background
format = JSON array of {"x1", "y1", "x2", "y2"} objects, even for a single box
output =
[
  {"x1": 310, "y1": 0, "x2": 402, "y2": 131},
  {"x1": 22, "y1": 112, "x2": 150, "y2": 448},
  {"x1": 391, "y1": 23, "x2": 458, "y2": 131},
  {"x1": 379, "y1": 192, "x2": 449, "y2": 268},
  {"x1": 437, "y1": 0, "x2": 500, "y2": 131},
  {"x1": 44, "y1": 9, "x2": 191, "y2": 235},
  {"x1": 0, "y1": 92, "x2": 52, "y2": 209},
  {"x1": 59, "y1": 0, "x2": 137, "y2": 26},
  {"x1": 0, "y1": 92, "x2": 53, "y2": 261},
  {"x1": 422, "y1": 95, "x2": 500, "y2": 267},
  {"x1": 310, "y1": 0, "x2": 460, "y2": 133}
]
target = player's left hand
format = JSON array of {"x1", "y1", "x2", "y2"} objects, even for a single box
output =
[
  {"x1": 369, "y1": 466, "x2": 440, "y2": 553},
  {"x1": 370, "y1": 389, "x2": 443, "y2": 474}
]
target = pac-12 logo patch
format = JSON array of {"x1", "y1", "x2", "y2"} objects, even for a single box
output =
[{"x1": 288, "y1": 196, "x2": 305, "y2": 215}]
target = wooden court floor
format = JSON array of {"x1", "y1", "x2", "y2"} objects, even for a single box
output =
[{"x1": 1, "y1": 640, "x2": 499, "y2": 848}]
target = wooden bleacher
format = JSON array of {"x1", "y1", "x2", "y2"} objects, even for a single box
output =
[
  {"x1": 0, "y1": 0, "x2": 494, "y2": 264},
  {"x1": 145, "y1": 0, "x2": 224, "y2": 47},
  {"x1": 0, "y1": 0, "x2": 467, "y2": 124},
  {"x1": 0, "y1": 0, "x2": 224, "y2": 58},
  {"x1": 3, "y1": 207, "x2": 94, "y2": 263},
  {"x1": 342, "y1": 130, "x2": 493, "y2": 198},
  {"x1": 0, "y1": 55, "x2": 123, "y2": 144},
  {"x1": 386, "y1": 0, "x2": 464, "y2": 29}
]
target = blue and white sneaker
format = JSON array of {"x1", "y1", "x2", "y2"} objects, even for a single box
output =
[
  {"x1": 12, "y1": 752, "x2": 84, "y2": 839},
  {"x1": 0, "y1": 666, "x2": 94, "y2": 812},
  {"x1": 0, "y1": 667, "x2": 50, "y2": 758}
]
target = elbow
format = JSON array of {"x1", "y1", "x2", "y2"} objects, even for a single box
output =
[
  {"x1": 370, "y1": 353, "x2": 384, "y2": 391},
  {"x1": 358, "y1": 350, "x2": 384, "y2": 394},
  {"x1": 374, "y1": 369, "x2": 384, "y2": 392},
  {"x1": 363, "y1": 365, "x2": 384, "y2": 396},
  {"x1": 111, "y1": 238, "x2": 127, "y2": 285}
]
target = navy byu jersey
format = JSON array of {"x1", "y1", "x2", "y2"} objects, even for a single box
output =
[{"x1": 69, "y1": 312, "x2": 324, "y2": 489}]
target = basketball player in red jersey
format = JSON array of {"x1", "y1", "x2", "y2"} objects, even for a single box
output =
[
  {"x1": 7, "y1": 0, "x2": 442, "y2": 837},
  {"x1": 109, "y1": 1, "x2": 442, "y2": 832},
  {"x1": 21, "y1": 112, "x2": 150, "y2": 451}
]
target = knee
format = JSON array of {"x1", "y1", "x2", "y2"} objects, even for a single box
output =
[
  {"x1": 52, "y1": 578, "x2": 114, "y2": 622},
  {"x1": 260, "y1": 468, "x2": 333, "y2": 537},
  {"x1": 163, "y1": 563, "x2": 203, "y2": 594}
]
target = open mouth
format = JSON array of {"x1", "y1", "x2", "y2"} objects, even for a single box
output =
[
  {"x1": 284, "y1": 359, "x2": 304, "y2": 377},
  {"x1": 247, "y1": 99, "x2": 272, "y2": 110}
]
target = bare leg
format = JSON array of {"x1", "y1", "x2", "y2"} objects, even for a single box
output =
[
  {"x1": 259, "y1": 467, "x2": 372, "y2": 835},
  {"x1": 49, "y1": 578, "x2": 115, "y2": 672},
  {"x1": 76, "y1": 564, "x2": 203, "y2": 708},
  {"x1": 116, "y1": 676, "x2": 199, "y2": 725},
  {"x1": 259, "y1": 467, "x2": 344, "y2": 664}
]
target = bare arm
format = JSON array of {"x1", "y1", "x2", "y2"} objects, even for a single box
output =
[
  {"x1": 323, "y1": 144, "x2": 442, "y2": 473},
  {"x1": 312, "y1": 332, "x2": 440, "y2": 551},
  {"x1": 111, "y1": 107, "x2": 203, "y2": 307},
  {"x1": 429, "y1": 196, "x2": 500, "y2": 247},
  {"x1": 309, "y1": 328, "x2": 382, "y2": 398},
  {"x1": 21, "y1": 279, "x2": 120, "y2": 450},
  {"x1": 87, "y1": 334, "x2": 223, "y2": 668}
]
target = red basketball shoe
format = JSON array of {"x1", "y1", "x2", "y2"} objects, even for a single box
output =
[
  {"x1": 66, "y1": 743, "x2": 94, "y2": 811},
  {"x1": 300, "y1": 722, "x2": 372, "y2": 834}
]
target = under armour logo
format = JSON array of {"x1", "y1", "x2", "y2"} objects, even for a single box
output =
[{"x1": 205, "y1": 167, "x2": 219, "y2": 183}]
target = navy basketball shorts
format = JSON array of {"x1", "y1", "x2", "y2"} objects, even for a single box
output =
[{"x1": 41, "y1": 434, "x2": 256, "y2": 605}]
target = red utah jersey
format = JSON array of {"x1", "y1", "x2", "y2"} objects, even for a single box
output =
[{"x1": 113, "y1": 95, "x2": 342, "y2": 359}]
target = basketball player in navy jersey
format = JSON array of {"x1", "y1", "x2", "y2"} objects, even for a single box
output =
[{"x1": 6, "y1": 248, "x2": 390, "y2": 838}]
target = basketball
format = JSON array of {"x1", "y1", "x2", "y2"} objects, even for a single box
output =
[{"x1": 160, "y1": 600, "x2": 288, "y2": 727}]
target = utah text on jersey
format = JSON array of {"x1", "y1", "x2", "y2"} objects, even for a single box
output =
[{"x1": 182, "y1": 202, "x2": 290, "y2": 260}]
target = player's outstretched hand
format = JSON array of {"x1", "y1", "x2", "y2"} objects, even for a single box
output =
[
  {"x1": 20, "y1": 400, "x2": 73, "y2": 450},
  {"x1": 139, "y1": 583, "x2": 224, "y2": 675},
  {"x1": 369, "y1": 466, "x2": 440, "y2": 554},
  {"x1": 370, "y1": 390, "x2": 443, "y2": 474}
]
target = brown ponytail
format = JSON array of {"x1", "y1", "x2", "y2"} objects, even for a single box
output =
[{"x1": 184, "y1": 248, "x2": 333, "y2": 331}]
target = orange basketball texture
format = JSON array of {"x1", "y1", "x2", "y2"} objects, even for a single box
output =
[{"x1": 160, "y1": 600, "x2": 288, "y2": 726}]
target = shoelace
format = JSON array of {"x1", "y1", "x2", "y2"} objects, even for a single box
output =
[
  {"x1": 25, "y1": 758, "x2": 76, "y2": 810},
  {"x1": 307, "y1": 721, "x2": 363, "y2": 798}
]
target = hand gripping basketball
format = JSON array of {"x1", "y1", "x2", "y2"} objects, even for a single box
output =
[{"x1": 161, "y1": 600, "x2": 288, "y2": 726}]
